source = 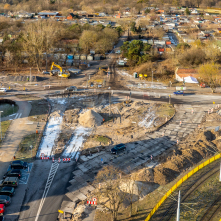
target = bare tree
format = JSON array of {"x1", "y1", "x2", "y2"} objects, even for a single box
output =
[
  {"x1": 79, "y1": 30, "x2": 99, "y2": 53},
  {"x1": 22, "y1": 20, "x2": 60, "y2": 72},
  {"x1": 4, "y1": 49, "x2": 13, "y2": 67},
  {"x1": 93, "y1": 166, "x2": 126, "y2": 221},
  {"x1": 198, "y1": 62, "x2": 219, "y2": 93}
]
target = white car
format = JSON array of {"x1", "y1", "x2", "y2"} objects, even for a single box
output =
[{"x1": 0, "y1": 88, "x2": 7, "y2": 93}]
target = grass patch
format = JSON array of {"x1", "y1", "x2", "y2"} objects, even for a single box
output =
[
  {"x1": 15, "y1": 133, "x2": 41, "y2": 162},
  {"x1": 0, "y1": 103, "x2": 19, "y2": 118},
  {"x1": 156, "y1": 103, "x2": 175, "y2": 118},
  {"x1": 94, "y1": 135, "x2": 111, "y2": 145},
  {"x1": 0, "y1": 120, "x2": 11, "y2": 145}
]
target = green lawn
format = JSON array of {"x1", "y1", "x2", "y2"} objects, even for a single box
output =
[
  {"x1": 0, "y1": 103, "x2": 19, "y2": 118},
  {"x1": 0, "y1": 120, "x2": 11, "y2": 144},
  {"x1": 15, "y1": 133, "x2": 41, "y2": 162}
]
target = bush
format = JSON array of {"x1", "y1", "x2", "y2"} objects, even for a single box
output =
[{"x1": 178, "y1": 49, "x2": 206, "y2": 66}]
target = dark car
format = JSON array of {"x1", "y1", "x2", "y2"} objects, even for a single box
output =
[
  {"x1": 3, "y1": 169, "x2": 21, "y2": 179},
  {"x1": 0, "y1": 196, "x2": 11, "y2": 206},
  {"x1": 0, "y1": 204, "x2": 5, "y2": 215},
  {"x1": 65, "y1": 86, "x2": 77, "y2": 92},
  {"x1": 0, "y1": 177, "x2": 19, "y2": 188},
  {"x1": 111, "y1": 143, "x2": 126, "y2": 154},
  {"x1": 42, "y1": 71, "x2": 50, "y2": 75},
  {"x1": 11, "y1": 160, "x2": 28, "y2": 170},
  {"x1": 0, "y1": 187, "x2": 15, "y2": 197},
  {"x1": 173, "y1": 90, "x2": 184, "y2": 96}
]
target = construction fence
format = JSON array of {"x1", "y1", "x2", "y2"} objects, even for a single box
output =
[{"x1": 145, "y1": 152, "x2": 221, "y2": 221}]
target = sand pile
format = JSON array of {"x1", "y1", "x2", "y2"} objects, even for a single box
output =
[{"x1": 78, "y1": 110, "x2": 103, "y2": 127}]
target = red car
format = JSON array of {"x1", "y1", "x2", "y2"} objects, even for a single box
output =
[{"x1": 0, "y1": 204, "x2": 5, "y2": 215}]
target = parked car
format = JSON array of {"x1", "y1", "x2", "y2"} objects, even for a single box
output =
[
  {"x1": 11, "y1": 160, "x2": 28, "y2": 170},
  {"x1": 0, "y1": 177, "x2": 19, "y2": 187},
  {"x1": 111, "y1": 143, "x2": 126, "y2": 154},
  {"x1": 0, "y1": 196, "x2": 11, "y2": 206},
  {"x1": 65, "y1": 86, "x2": 77, "y2": 92},
  {"x1": 173, "y1": 90, "x2": 184, "y2": 95},
  {"x1": 200, "y1": 83, "x2": 207, "y2": 88},
  {"x1": 0, "y1": 187, "x2": 15, "y2": 197},
  {"x1": 0, "y1": 204, "x2": 5, "y2": 215},
  {"x1": 3, "y1": 169, "x2": 21, "y2": 179},
  {"x1": 42, "y1": 71, "x2": 50, "y2": 75},
  {"x1": 0, "y1": 88, "x2": 7, "y2": 93}
]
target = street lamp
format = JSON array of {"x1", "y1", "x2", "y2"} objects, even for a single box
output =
[
  {"x1": 152, "y1": 70, "x2": 153, "y2": 87},
  {"x1": 0, "y1": 111, "x2": 3, "y2": 140}
]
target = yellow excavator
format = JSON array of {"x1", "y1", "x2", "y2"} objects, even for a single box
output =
[{"x1": 50, "y1": 62, "x2": 70, "y2": 78}]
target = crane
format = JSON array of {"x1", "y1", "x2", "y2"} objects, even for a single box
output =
[{"x1": 50, "y1": 62, "x2": 70, "y2": 78}]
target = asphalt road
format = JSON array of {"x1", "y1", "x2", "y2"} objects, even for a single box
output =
[{"x1": 18, "y1": 160, "x2": 75, "y2": 221}]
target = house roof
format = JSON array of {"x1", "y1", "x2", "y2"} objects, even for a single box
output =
[
  {"x1": 38, "y1": 11, "x2": 59, "y2": 16},
  {"x1": 176, "y1": 68, "x2": 198, "y2": 75},
  {"x1": 177, "y1": 73, "x2": 199, "y2": 78}
]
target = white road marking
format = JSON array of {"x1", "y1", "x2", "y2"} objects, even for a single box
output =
[
  {"x1": 14, "y1": 113, "x2": 19, "y2": 119},
  {"x1": 35, "y1": 162, "x2": 59, "y2": 221}
]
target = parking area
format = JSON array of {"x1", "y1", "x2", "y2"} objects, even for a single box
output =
[{"x1": 2, "y1": 163, "x2": 33, "y2": 221}]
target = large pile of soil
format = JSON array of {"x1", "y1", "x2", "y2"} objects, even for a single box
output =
[
  {"x1": 78, "y1": 110, "x2": 103, "y2": 127},
  {"x1": 132, "y1": 130, "x2": 221, "y2": 185}
]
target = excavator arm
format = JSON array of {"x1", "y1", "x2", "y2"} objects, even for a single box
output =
[{"x1": 50, "y1": 62, "x2": 63, "y2": 73}]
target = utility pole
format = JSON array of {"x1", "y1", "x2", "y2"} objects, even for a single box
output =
[
  {"x1": 109, "y1": 91, "x2": 111, "y2": 116},
  {"x1": 30, "y1": 68, "x2": 31, "y2": 85},
  {"x1": 152, "y1": 70, "x2": 153, "y2": 87},
  {"x1": 176, "y1": 190, "x2": 181, "y2": 221},
  {"x1": 46, "y1": 52, "x2": 48, "y2": 72},
  {"x1": 0, "y1": 111, "x2": 3, "y2": 140}
]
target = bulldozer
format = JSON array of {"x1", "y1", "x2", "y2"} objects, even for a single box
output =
[{"x1": 50, "y1": 62, "x2": 70, "y2": 78}]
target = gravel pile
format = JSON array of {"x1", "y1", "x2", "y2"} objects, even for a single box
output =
[{"x1": 78, "y1": 110, "x2": 103, "y2": 127}]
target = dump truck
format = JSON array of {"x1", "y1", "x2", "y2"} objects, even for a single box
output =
[{"x1": 50, "y1": 62, "x2": 70, "y2": 78}]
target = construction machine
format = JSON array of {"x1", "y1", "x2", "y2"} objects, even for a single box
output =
[{"x1": 50, "y1": 62, "x2": 70, "y2": 78}]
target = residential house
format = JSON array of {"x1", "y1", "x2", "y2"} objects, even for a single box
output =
[
  {"x1": 175, "y1": 68, "x2": 199, "y2": 82},
  {"x1": 123, "y1": 8, "x2": 131, "y2": 16},
  {"x1": 157, "y1": 9, "x2": 164, "y2": 14},
  {"x1": 67, "y1": 13, "x2": 78, "y2": 20},
  {"x1": 38, "y1": 11, "x2": 61, "y2": 18},
  {"x1": 191, "y1": 9, "x2": 199, "y2": 15},
  {"x1": 115, "y1": 13, "x2": 121, "y2": 18}
]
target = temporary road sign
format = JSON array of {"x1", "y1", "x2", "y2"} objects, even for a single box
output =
[
  {"x1": 40, "y1": 153, "x2": 44, "y2": 157},
  {"x1": 87, "y1": 201, "x2": 97, "y2": 205},
  {"x1": 58, "y1": 210, "x2": 64, "y2": 214},
  {"x1": 58, "y1": 157, "x2": 61, "y2": 163},
  {"x1": 92, "y1": 197, "x2": 97, "y2": 202},
  {"x1": 63, "y1": 158, "x2": 71, "y2": 162},
  {"x1": 52, "y1": 157, "x2": 54, "y2": 163},
  {"x1": 41, "y1": 157, "x2": 49, "y2": 160}
]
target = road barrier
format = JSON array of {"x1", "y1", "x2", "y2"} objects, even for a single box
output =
[
  {"x1": 41, "y1": 157, "x2": 49, "y2": 160},
  {"x1": 145, "y1": 153, "x2": 221, "y2": 221},
  {"x1": 63, "y1": 158, "x2": 71, "y2": 162}
]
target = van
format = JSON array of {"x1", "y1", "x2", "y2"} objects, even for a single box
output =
[
  {"x1": 0, "y1": 177, "x2": 19, "y2": 188},
  {"x1": 0, "y1": 88, "x2": 6, "y2": 93}
]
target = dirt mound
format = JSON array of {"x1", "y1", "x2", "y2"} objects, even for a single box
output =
[
  {"x1": 154, "y1": 167, "x2": 179, "y2": 185},
  {"x1": 78, "y1": 110, "x2": 103, "y2": 127},
  {"x1": 132, "y1": 130, "x2": 220, "y2": 186}
]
